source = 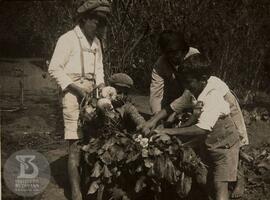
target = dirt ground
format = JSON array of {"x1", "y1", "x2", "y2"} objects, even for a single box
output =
[{"x1": 1, "y1": 60, "x2": 270, "y2": 200}]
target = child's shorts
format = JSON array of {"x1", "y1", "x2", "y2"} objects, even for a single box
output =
[
  {"x1": 62, "y1": 91, "x2": 82, "y2": 140},
  {"x1": 62, "y1": 74, "x2": 94, "y2": 140},
  {"x1": 203, "y1": 115, "x2": 240, "y2": 182},
  {"x1": 208, "y1": 140, "x2": 240, "y2": 182}
]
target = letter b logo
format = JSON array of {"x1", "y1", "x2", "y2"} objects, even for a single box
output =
[{"x1": 16, "y1": 155, "x2": 39, "y2": 179}]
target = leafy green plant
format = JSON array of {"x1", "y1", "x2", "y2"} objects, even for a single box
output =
[{"x1": 82, "y1": 122, "x2": 204, "y2": 199}]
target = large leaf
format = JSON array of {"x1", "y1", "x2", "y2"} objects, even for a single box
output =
[
  {"x1": 102, "y1": 165, "x2": 113, "y2": 178},
  {"x1": 176, "y1": 172, "x2": 192, "y2": 198},
  {"x1": 124, "y1": 143, "x2": 137, "y2": 154},
  {"x1": 88, "y1": 180, "x2": 99, "y2": 194},
  {"x1": 111, "y1": 167, "x2": 118, "y2": 174},
  {"x1": 91, "y1": 161, "x2": 102, "y2": 178},
  {"x1": 147, "y1": 166, "x2": 155, "y2": 177},
  {"x1": 167, "y1": 145, "x2": 175, "y2": 155},
  {"x1": 181, "y1": 147, "x2": 197, "y2": 163},
  {"x1": 97, "y1": 148, "x2": 105, "y2": 155},
  {"x1": 100, "y1": 151, "x2": 113, "y2": 165},
  {"x1": 154, "y1": 155, "x2": 166, "y2": 179},
  {"x1": 126, "y1": 151, "x2": 140, "y2": 163},
  {"x1": 173, "y1": 136, "x2": 183, "y2": 146},
  {"x1": 148, "y1": 147, "x2": 163, "y2": 156},
  {"x1": 109, "y1": 145, "x2": 125, "y2": 162},
  {"x1": 144, "y1": 158, "x2": 154, "y2": 168},
  {"x1": 164, "y1": 156, "x2": 178, "y2": 183},
  {"x1": 88, "y1": 138, "x2": 103, "y2": 154},
  {"x1": 102, "y1": 137, "x2": 117, "y2": 151},
  {"x1": 81, "y1": 144, "x2": 90, "y2": 152},
  {"x1": 84, "y1": 152, "x2": 92, "y2": 166},
  {"x1": 155, "y1": 134, "x2": 171, "y2": 143},
  {"x1": 110, "y1": 187, "x2": 126, "y2": 200},
  {"x1": 122, "y1": 195, "x2": 130, "y2": 200},
  {"x1": 135, "y1": 176, "x2": 146, "y2": 193},
  {"x1": 114, "y1": 130, "x2": 127, "y2": 138},
  {"x1": 118, "y1": 137, "x2": 131, "y2": 146},
  {"x1": 97, "y1": 184, "x2": 105, "y2": 200}
]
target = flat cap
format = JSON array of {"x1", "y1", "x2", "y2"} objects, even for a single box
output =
[
  {"x1": 77, "y1": 0, "x2": 111, "y2": 14},
  {"x1": 109, "y1": 73, "x2": 134, "y2": 88}
]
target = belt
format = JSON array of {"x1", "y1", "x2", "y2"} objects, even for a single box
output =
[
  {"x1": 218, "y1": 114, "x2": 230, "y2": 120},
  {"x1": 205, "y1": 116, "x2": 239, "y2": 150},
  {"x1": 67, "y1": 73, "x2": 95, "y2": 82}
]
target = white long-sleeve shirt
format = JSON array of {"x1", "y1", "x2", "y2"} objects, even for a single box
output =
[
  {"x1": 149, "y1": 47, "x2": 200, "y2": 114},
  {"x1": 49, "y1": 25, "x2": 104, "y2": 90}
]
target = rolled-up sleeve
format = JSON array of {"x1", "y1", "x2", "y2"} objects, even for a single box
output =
[
  {"x1": 170, "y1": 89, "x2": 193, "y2": 113},
  {"x1": 48, "y1": 35, "x2": 73, "y2": 90},
  {"x1": 150, "y1": 68, "x2": 164, "y2": 114},
  {"x1": 196, "y1": 91, "x2": 230, "y2": 131},
  {"x1": 123, "y1": 103, "x2": 146, "y2": 126},
  {"x1": 94, "y1": 40, "x2": 105, "y2": 86}
]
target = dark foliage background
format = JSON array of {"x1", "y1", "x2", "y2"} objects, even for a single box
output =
[{"x1": 0, "y1": 0, "x2": 269, "y2": 94}]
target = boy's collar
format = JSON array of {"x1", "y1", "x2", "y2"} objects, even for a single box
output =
[
  {"x1": 74, "y1": 25, "x2": 99, "y2": 50},
  {"x1": 74, "y1": 25, "x2": 84, "y2": 39}
]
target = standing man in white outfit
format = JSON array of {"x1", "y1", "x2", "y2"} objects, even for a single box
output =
[{"x1": 48, "y1": 1, "x2": 110, "y2": 199}]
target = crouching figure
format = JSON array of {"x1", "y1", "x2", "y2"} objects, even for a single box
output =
[{"x1": 70, "y1": 73, "x2": 146, "y2": 199}]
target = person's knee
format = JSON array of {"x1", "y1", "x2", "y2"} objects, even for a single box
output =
[{"x1": 69, "y1": 153, "x2": 80, "y2": 168}]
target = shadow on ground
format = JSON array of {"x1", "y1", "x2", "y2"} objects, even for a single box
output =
[{"x1": 50, "y1": 155, "x2": 71, "y2": 200}]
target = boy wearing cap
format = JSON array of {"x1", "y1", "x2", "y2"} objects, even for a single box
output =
[
  {"x1": 150, "y1": 30, "x2": 200, "y2": 114},
  {"x1": 48, "y1": 1, "x2": 110, "y2": 199},
  {"x1": 107, "y1": 73, "x2": 146, "y2": 130},
  {"x1": 150, "y1": 55, "x2": 243, "y2": 200}
]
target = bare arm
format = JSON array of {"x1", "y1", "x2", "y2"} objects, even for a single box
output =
[
  {"x1": 67, "y1": 83, "x2": 87, "y2": 100},
  {"x1": 153, "y1": 125, "x2": 207, "y2": 138},
  {"x1": 138, "y1": 90, "x2": 194, "y2": 134},
  {"x1": 124, "y1": 103, "x2": 146, "y2": 126},
  {"x1": 137, "y1": 107, "x2": 173, "y2": 135}
]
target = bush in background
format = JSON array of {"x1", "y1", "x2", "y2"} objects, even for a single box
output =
[{"x1": 0, "y1": 0, "x2": 269, "y2": 94}]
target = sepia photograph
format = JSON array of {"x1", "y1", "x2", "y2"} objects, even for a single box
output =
[{"x1": 0, "y1": 0, "x2": 269, "y2": 200}]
